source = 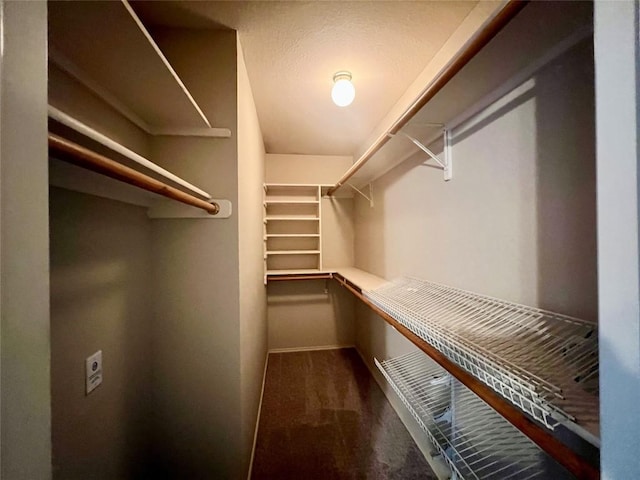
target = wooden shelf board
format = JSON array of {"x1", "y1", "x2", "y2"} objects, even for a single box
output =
[
  {"x1": 265, "y1": 183, "x2": 323, "y2": 188},
  {"x1": 265, "y1": 216, "x2": 319, "y2": 221},
  {"x1": 266, "y1": 234, "x2": 320, "y2": 238},
  {"x1": 264, "y1": 200, "x2": 320, "y2": 205},
  {"x1": 267, "y1": 269, "x2": 333, "y2": 276},
  {"x1": 334, "y1": 267, "x2": 388, "y2": 291},
  {"x1": 48, "y1": 0, "x2": 209, "y2": 130},
  {"x1": 266, "y1": 250, "x2": 321, "y2": 255}
]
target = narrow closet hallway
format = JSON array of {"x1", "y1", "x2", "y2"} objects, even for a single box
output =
[
  {"x1": 3, "y1": 1, "x2": 640, "y2": 479},
  {"x1": 251, "y1": 349, "x2": 434, "y2": 479}
]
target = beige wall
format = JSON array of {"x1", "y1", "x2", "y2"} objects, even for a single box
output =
[
  {"x1": 148, "y1": 30, "x2": 244, "y2": 478},
  {"x1": 48, "y1": 64, "x2": 150, "y2": 156},
  {"x1": 355, "y1": 38, "x2": 596, "y2": 319},
  {"x1": 265, "y1": 154, "x2": 356, "y2": 351},
  {"x1": 267, "y1": 280, "x2": 355, "y2": 351},
  {"x1": 321, "y1": 196, "x2": 354, "y2": 269},
  {"x1": 265, "y1": 153, "x2": 352, "y2": 185},
  {"x1": 237, "y1": 39, "x2": 268, "y2": 478},
  {"x1": 48, "y1": 60, "x2": 155, "y2": 210},
  {"x1": 50, "y1": 189, "x2": 153, "y2": 479},
  {"x1": 0, "y1": 1, "x2": 51, "y2": 477},
  {"x1": 354, "y1": 26, "x2": 596, "y2": 473}
]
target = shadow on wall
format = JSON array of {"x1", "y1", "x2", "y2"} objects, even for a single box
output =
[
  {"x1": 322, "y1": 196, "x2": 355, "y2": 268},
  {"x1": 534, "y1": 38, "x2": 600, "y2": 460},
  {"x1": 353, "y1": 176, "x2": 387, "y2": 279},
  {"x1": 437, "y1": 38, "x2": 597, "y2": 320},
  {"x1": 534, "y1": 40, "x2": 597, "y2": 321},
  {"x1": 49, "y1": 188, "x2": 154, "y2": 480}
]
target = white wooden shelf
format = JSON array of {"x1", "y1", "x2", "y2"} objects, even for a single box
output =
[
  {"x1": 48, "y1": 0, "x2": 221, "y2": 134},
  {"x1": 265, "y1": 183, "x2": 327, "y2": 188},
  {"x1": 266, "y1": 269, "x2": 329, "y2": 275},
  {"x1": 266, "y1": 234, "x2": 320, "y2": 238},
  {"x1": 264, "y1": 216, "x2": 319, "y2": 221},
  {"x1": 263, "y1": 184, "x2": 323, "y2": 281},
  {"x1": 264, "y1": 200, "x2": 319, "y2": 205},
  {"x1": 266, "y1": 250, "x2": 320, "y2": 255},
  {"x1": 334, "y1": 267, "x2": 387, "y2": 291}
]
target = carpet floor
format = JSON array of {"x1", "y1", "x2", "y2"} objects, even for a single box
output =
[{"x1": 251, "y1": 348, "x2": 437, "y2": 480}]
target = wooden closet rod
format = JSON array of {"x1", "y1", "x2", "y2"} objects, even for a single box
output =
[
  {"x1": 327, "y1": 0, "x2": 528, "y2": 196},
  {"x1": 49, "y1": 134, "x2": 220, "y2": 215},
  {"x1": 49, "y1": 106, "x2": 213, "y2": 199},
  {"x1": 333, "y1": 274, "x2": 599, "y2": 480}
]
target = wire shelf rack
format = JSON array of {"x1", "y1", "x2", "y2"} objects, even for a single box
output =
[
  {"x1": 377, "y1": 351, "x2": 574, "y2": 480},
  {"x1": 365, "y1": 277, "x2": 599, "y2": 443}
]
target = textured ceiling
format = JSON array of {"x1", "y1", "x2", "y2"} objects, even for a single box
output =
[{"x1": 133, "y1": 1, "x2": 479, "y2": 156}]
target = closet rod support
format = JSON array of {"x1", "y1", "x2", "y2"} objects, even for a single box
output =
[
  {"x1": 390, "y1": 130, "x2": 453, "y2": 181},
  {"x1": 347, "y1": 183, "x2": 374, "y2": 207}
]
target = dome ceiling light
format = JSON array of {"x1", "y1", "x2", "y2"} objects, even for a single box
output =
[{"x1": 331, "y1": 71, "x2": 355, "y2": 107}]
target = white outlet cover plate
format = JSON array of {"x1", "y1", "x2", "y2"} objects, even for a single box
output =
[{"x1": 86, "y1": 350, "x2": 103, "y2": 395}]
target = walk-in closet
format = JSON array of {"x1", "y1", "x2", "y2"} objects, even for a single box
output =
[{"x1": 1, "y1": 0, "x2": 639, "y2": 479}]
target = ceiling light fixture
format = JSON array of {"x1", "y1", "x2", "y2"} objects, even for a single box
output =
[{"x1": 331, "y1": 71, "x2": 355, "y2": 107}]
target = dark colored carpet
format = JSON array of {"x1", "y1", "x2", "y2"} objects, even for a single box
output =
[{"x1": 251, "y1": 348, "x2": 437, "y2": 480}]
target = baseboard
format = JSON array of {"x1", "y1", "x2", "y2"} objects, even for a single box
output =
[
  {"x1": 247, "y1": 352, "x2": 270, "y2": 480},
  {"x1": 268, "y1": 344, "x2": 355, "y2": 354}
]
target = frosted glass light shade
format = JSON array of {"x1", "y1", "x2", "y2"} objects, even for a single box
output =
[{"x1": 331, "y1": 72, "x2": 355, "y2": 107}]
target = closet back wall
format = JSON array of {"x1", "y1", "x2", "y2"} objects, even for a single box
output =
[
  {"x1": 265, "y1": 154, "x2": 356, "y2": 351},
  {"x1": 49, "y1": 56, "x2": 157, "y2": 479},
  {"x1": 50, "y1": 188, "x2": 154, "y2": 479}
]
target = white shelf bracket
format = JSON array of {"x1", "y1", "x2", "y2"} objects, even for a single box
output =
[
  {"x1": 391, "y1": 129, "x2": 453, "y2": 181},
  {"x1": 347, "y1": 183, "x2": 374, "y2": 207}
]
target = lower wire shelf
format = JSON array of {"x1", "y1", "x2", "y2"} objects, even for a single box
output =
[
  {"x1": 376, "y1": 351, "x2": 574, "y2": 480},
  {"x1": 366, "y1": 277, "x2": 599, "y2": 445}
]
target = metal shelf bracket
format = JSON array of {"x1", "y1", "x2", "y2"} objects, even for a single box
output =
[
  {"x1": 347, "y1": 183, "x2": 374, "y2": 207},
  {"x1": 391, "y1": 129, "x2": 453, "y2": 181}
]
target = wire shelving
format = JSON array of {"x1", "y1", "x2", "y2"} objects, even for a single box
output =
[
  {"x1": 366, "y1": 277, "x2": 599, "y2": 444},
  {"x1": 377, "y1": 351, "x2": 575, "y2": 480}
]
